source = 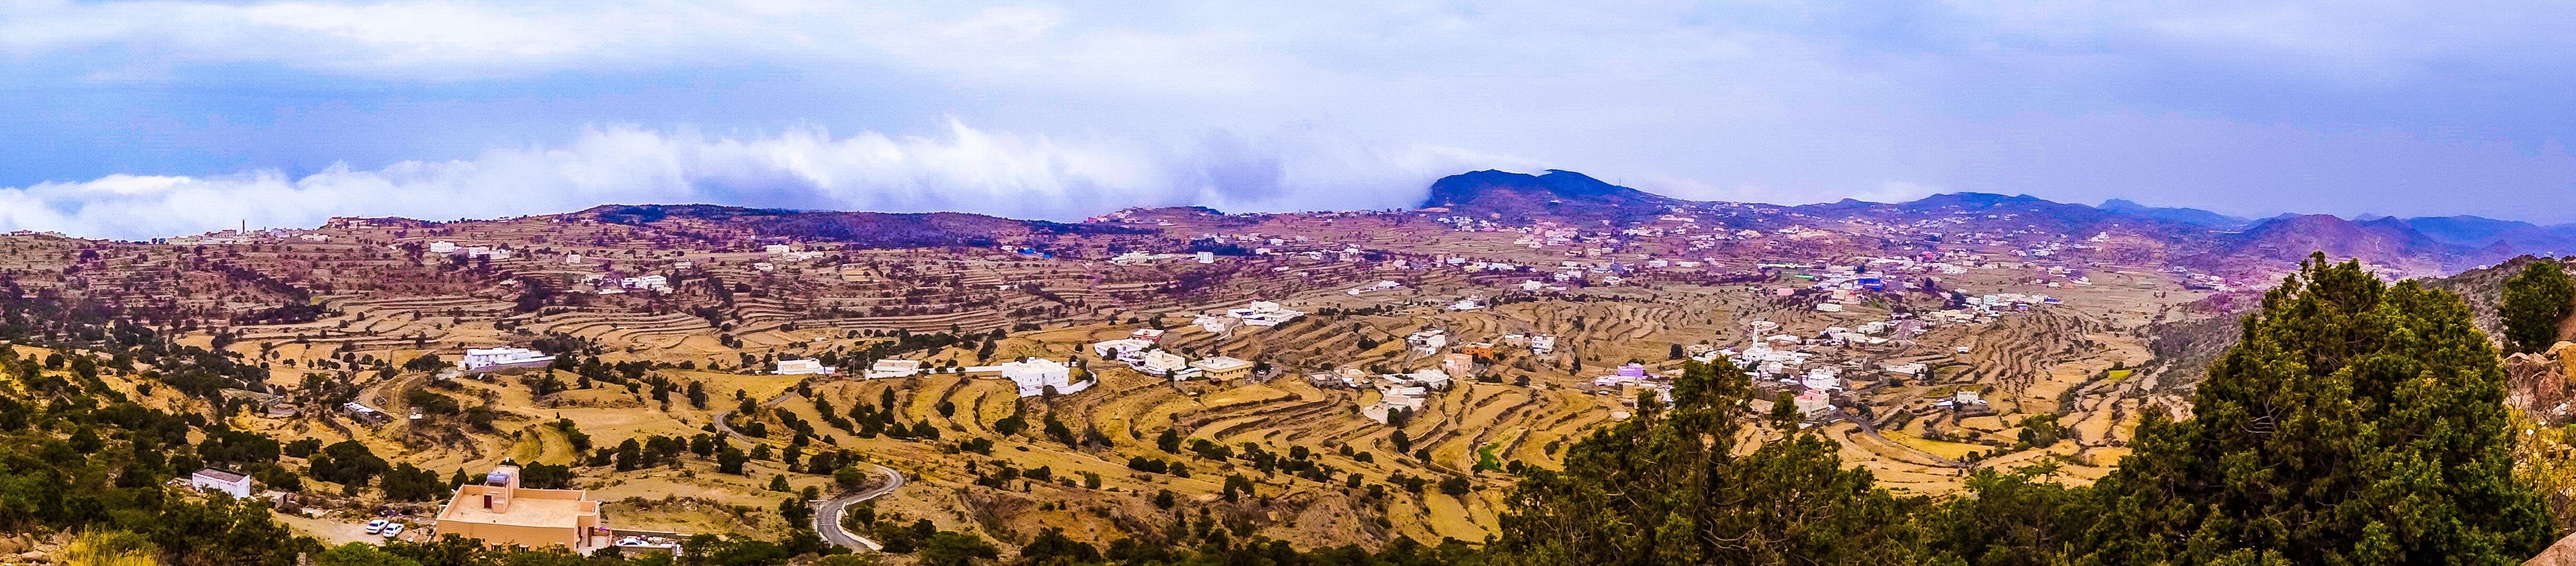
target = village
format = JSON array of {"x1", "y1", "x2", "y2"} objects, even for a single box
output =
[{"x1": 0, "y1": 189, "x2": 2262, "y2": 556}]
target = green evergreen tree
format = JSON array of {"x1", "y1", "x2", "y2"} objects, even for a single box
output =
[
  {"x1": 2501, "y1": 258, "x2": 2575, "y2": 354},
  {"x1": 1767, "y1": 389, "x2": 1801, "y2": 430},
  {"x1": 1491, "y1": 358, "x2": 1914, "y2": 565},
  {"x1": 2074, "y1": 254, "x2": 2554, "y2": 565}
]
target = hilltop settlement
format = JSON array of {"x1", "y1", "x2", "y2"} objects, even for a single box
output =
[{"x1": 5, "y1": 169, "x2": 2576, "y2": 564}]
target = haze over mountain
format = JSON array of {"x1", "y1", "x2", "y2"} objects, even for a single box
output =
[
  {"x1": 2096, "y1": 199, "x2": 2252, "y2": 229},
  {"x1": 1412, "y1": 169, "x2": 2576, "y2": 270}
]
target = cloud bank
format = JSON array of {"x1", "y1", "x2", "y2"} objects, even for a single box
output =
[
  {"x1": 10, "y1": 1, "x2": 2576, "y2": 228},
  {"x1": 0, "y1": 122, "x2": 1530, "y2": 240}
]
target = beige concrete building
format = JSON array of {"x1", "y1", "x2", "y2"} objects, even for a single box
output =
[
  {"x1": 1190, "y1": 356, "x2": 1254, "y2": 382},
  {"x1": 433, "y1": 466, "x2": 602, "y2": 550}
]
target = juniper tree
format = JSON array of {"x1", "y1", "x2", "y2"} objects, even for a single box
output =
[
  {"x1": 2501, "y1": 258, "x2": 2574, "y2": 354},
  {"x1": 1491, "y1": 358, "x2": 1914, "y2": 565},
  {"x1": 2074, "y1": 254, "x2": 2553, "y2": 565}
]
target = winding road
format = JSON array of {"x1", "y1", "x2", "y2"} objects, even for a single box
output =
[
  {"x1": 712, "y1": 390, "x2": 904, "y2": 551},
  {"x1": 811, "y1": 463, "x2": 903, "y2": 551}
]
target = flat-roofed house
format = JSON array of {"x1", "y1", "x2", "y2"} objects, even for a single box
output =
[
  {"x1": 774, "y1": 359, "x2": 835, "y2": 375},
  {"x1": 1139, "y1": 351, "x2": 1189, "y2": 376},
  {"x1": 434, "y1": 466, "x2": 602, "y2": 551},
  {"x1": 190, "y1": 469, "x2": 252, "y2": 498},
  {"x1": 999, "y1": 357, "x2": 1088, "y2": 397},
  {"x1": 1190, "y1": 356, "x2": 1254, "y2": 382},
  {"x1": 1440, "y1": 353, "x2": 1475, "y2": 380},
  {"x1": 867, "y1": 359, "x2": 922, "y2": 379},
  {"x1": 462, "y1": 347, "x2": 556, "y2": 373}
]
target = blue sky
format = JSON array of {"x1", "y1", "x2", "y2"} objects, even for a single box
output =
[{"x1": 6, "y1": 1, "x2": 2576, "y2": 238}]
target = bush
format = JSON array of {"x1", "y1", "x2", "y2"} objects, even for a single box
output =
[
  {"x1": 1125, "y1": 456, "x2": 1167, "y2": 474},
  {"x1": 379, "y1": 463, "x2": 445, "y2": 502},
  {"x1": 283, "y1": 438, "x2": 322, "y2": 459},
  {"x1": 1438, "y1": 476, "x2": 1471, "y2": 496}
]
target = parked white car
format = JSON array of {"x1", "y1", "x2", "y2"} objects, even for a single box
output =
[
  {"x1": 364, "y1": 519, "x2": 389, "y2": 534},
  {"x1": 381, "y1": 524, "x2": 405, "y2": 538}
]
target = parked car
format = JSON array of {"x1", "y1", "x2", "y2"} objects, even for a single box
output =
[
  {"x1": 364, "y1": 519, "x2": 389, "y2": 534},
  {"x1": 381, "y1": 524, "x2": 405, "y2": 538}
]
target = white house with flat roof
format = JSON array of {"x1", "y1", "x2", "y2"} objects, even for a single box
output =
[
  {"x1": 1139, "y1": 350, "x2": 1188, "y2": 376},
  {"x1": 775, "y1": 359, "x2": 834, "y2": 375},
  {"x1": 463, "y1": 347, "x2": 555, "y2": 372},
  {"x1": 190, "y1": 469, "x2": 252, "y2": 498},
  {"x1": 1190, "y1": 356, "x2": 1253, "y2": 382},
  {"x1": 1000, "y1": 357, "x2": 1087, "y2": 397},
  {"x1": 867, "y1": 359, "x2": 921, "y2": 379}
]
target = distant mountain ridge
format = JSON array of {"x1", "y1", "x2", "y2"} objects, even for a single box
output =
[
  {"x1": 2227, "y1": 214, "x2": 2470, "y2": 265},
  {"x1": 415, "y1": 171, "x2": 2576, "y2": 272},
  {"x1": 2398, "y1": 215, "x2": 2576, "y2": 252},
  {"x1": 1419, "y1": 169, "x2": 1682, "y2": 223},
  {"x1": 1413, "y1": 169, "x2": 2571, "y2": 271},
  {"x1": 2097, "y1": 199, "x2": 2251, "y2": 229}
]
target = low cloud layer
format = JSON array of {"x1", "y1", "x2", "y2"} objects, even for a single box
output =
[
  {"x1": 11, "y1": 1, "x2": 2576, "y2": 228},
  {"x1": 0, "y1": 122, "x2": 1529, "y2": 240}
]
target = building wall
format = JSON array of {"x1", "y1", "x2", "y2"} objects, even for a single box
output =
[
  {"x1": 435, "y1": 521, "x2": 582, "y2": 549},
  {"x1": 190, "y1": 476, "x2": 251, "y2": 498},
  {"x1": 437, "y1": 485, "x2": 599, "y2": 550}
]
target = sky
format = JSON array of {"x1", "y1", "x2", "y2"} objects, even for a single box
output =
[{"x1": 7, "y1": 1, "x2": 2576, "y2": 240}]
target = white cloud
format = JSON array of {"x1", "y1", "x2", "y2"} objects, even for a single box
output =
[
  {"x1": 10, "y1": 1, "x2": 2576, "y2": 225},
  {"x1": 0, "y1": 121, "x2": 1529, "y2": 240},
  {"x1": 1851, "y1": 181, "x2": 1944, "y2": 204}
]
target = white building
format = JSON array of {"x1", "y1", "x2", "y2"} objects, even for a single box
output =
[
  {"x1": 190, "y1": 469, "x2": 253, "y2": 498},
  {"x1": 343, "y1": 401, "x2": 390, "y2": 424},
  {"x1": 1139, "y1": 350, "x2": 1189, "y2": 376},
  {"x1": 1952, "y1": 389, "x2": 1984, "y2": 406},
  {"x1": 618, "y1": 275, "x2": 671, "y2": 291},
  {"x1": 1090, "y1": 339, "x2": 1153, "y2": 362},
  {"x1": 867, "y1": 359, "x2": 922, "y2": 379},
  {"x1": 1405, "y1": 330, "x2": 1448, "y2": 355},
  {"x1": 775, "y1": 359, "x2": 835, "y2": 375},
  {"x1": 1194, "y1": 315, "x2": 1234, "y2": 333},
  {"x1": 462, "y1": 347, "x2": 556, "y2": 373},
  {"x1": 1190, "y1": 356, "x2": 1254, "y2": 382},
  {"x1": 999, "y1": 357, "x2": 1087, "y2": 397},
  {"x1": 1802, "y1": 368, "x2": 1841, "y2": 391},
  {"x1": 1227, "y1": 301, "x2": 1305, "y2": 326},
  {"x1": 1408, "y1": 368, "x2": 1454, "y2": 390},
  {"x1": 428, "y1": 241, "x2": 458, "y2": 254},
  {"x1": 1794, "y1": 390, "x2": 1835, "y2": 419},
  {"x1": 1528, "y1": 335, "x2": 1557, "y2": 355},
  {"x1": 1110, "y1": 251, "x2": 1157, "y2": 266},
  {"x1": 1363, "y1": 390, "x2": 1428, "y2": 424}
]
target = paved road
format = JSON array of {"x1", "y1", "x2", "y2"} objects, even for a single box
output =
[
  {"x1": 713, "y1": 390, "x2": 902, "y2": 551},
  {"x1": 812, "y1": 463, "x2": 903, "y2": 551},
  {"x1": 709, "y1": 391, "x2": 796, "y2": 442}
]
